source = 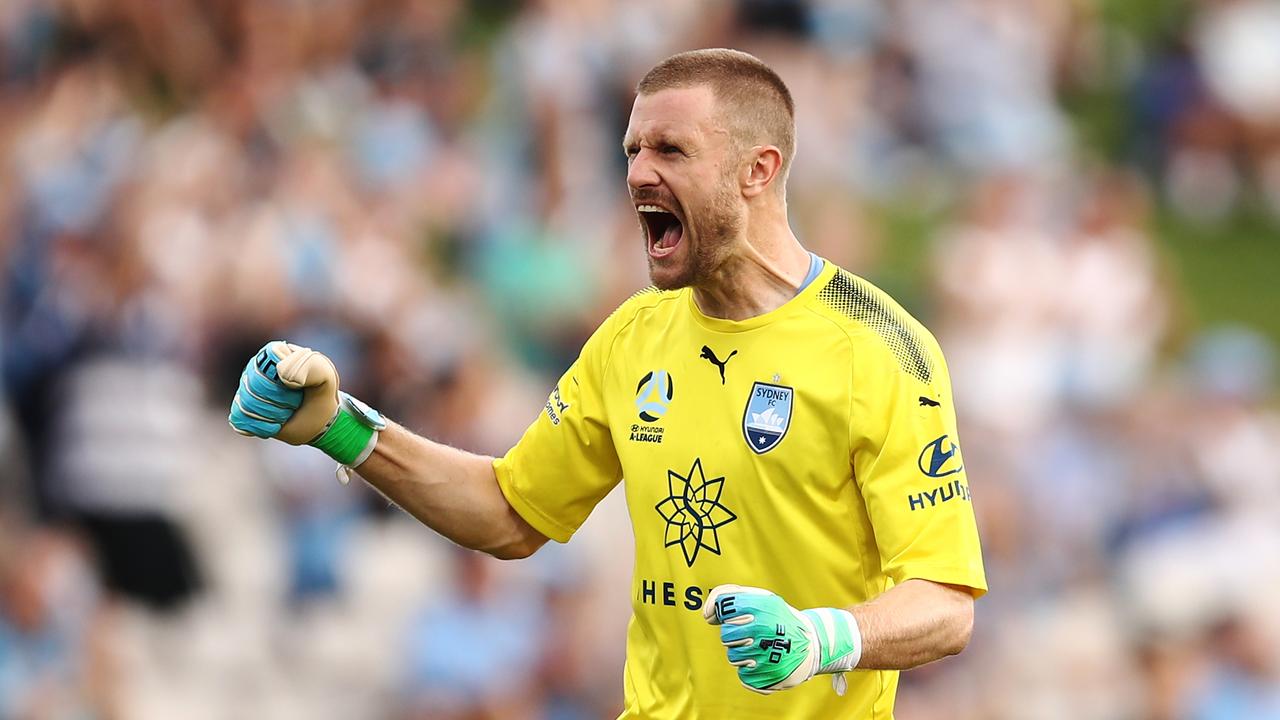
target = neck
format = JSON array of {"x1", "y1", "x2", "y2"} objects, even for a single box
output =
[{"x1": 692, "y1": 207, "x2": 811, "y2": 321}]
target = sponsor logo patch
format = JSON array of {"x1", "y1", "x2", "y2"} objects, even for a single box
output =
[
  {"x1": 654, "y1": 458, "x2": 737, "y2": 566},
  {"x1": 543, "y1": 386, "x2": 570, "y2": 425},
  {"x1": 918, "y1": 434, "x2": 963, "y2": 478}
]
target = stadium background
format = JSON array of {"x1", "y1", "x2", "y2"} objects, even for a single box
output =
[{"x1": 2, "y1": 0, "x2": 1280, "y2": 717}]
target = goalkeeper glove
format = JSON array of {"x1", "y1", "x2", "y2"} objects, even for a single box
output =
[
  {"x1": 703, "y1": 584, "x2": 863, "y2": 696},
  {"x1": 228, "y1": 341, "x2": 386, "y2": 480}
]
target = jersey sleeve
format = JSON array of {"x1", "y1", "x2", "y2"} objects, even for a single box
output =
[
  {"x1": 493, "y1": 311, "x2": 625, "y2": 544},
  {"x1": 851, "y1": 329, "x2": 987, "y2": 597}
]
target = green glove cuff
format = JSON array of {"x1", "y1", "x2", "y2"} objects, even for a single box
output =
[
  {"x1": 310, "y1": 393, "x2": 385, "y2": 466},
  {"x1": 802, "y1": 608, "x2": 863, "y2": 674}
]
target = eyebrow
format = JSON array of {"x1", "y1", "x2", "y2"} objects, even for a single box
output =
[{"x1": 623, "y1": 133, "x2": 693, "y2": 152}]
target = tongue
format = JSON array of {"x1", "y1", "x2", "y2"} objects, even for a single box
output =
[{"x1": 657, "y1": 221, "x2": 683, "y2": 249}]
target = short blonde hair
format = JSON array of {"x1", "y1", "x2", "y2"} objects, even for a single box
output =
[{"x1": 638, "y1": 48, "x2": 796, "y2": 182}]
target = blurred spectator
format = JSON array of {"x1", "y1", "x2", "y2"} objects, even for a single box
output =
[
  {"x1": 931, "y1": 173, "x2": 1063, "y2": 436},
  {"x1": 897, "y1": 0, "x2": 1072, "y2": 174},
  {"x1": 0, "y1": 523, "x2": 112, "y2": 719},
  {"x1": 38, "y1": 257, "x2": 205, "y2": 610},
  {"x1": 1187, "y1": 327, "x2": 1280, "y2": 515},
  {"x1": 399, "y1": 549, "x2": 546, "y2": 720},
  {"x1": 1190, "y1": 615, "x2": 1280, "y2": 720},
  {"x1": 1057, "y1": 168, "x2": 1169, "y2": 409}
]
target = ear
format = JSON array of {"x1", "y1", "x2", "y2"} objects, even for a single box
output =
[{"x1": 742, "y1": 146, "x2": 784, "y2": 199}]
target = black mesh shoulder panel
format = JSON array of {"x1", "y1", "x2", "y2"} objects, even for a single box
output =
[
  {"x1": 604, "y1": 286, "x2": 665, "y2": 327},
  {"x1": 816, "y1": 271, "x2": 933, "y2": 383}
]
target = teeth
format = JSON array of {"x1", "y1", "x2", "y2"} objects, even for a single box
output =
[{"x1": 637, "y1": 204, "x2": 672, "y2": 214}]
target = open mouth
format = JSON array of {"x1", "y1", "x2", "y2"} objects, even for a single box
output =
[{"x1": 637, "y1": 204, "x2": 684, "y2": 259}]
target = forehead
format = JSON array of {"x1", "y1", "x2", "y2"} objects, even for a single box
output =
[{"x1": 624, "y1": 85, "x2": 723, "y2": 144}]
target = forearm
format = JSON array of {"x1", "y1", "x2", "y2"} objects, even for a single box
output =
[
  {"x1": 354, "y1": 422, "x2": 548, "y2": 560},
  {"x1": 850, "y1": 579, "x2": 974, "y2": 670}
]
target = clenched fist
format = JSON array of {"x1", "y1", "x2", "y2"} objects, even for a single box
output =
[{"x1": 229, "y1": 341, "x2": 385, "y2": 467}]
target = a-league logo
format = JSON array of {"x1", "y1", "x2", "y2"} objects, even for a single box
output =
[{"x1": 635, "y1": 370, "x2": 674, "y2": 422}]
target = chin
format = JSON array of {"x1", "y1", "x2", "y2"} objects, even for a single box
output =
[{"x1": 647, "y1": 257, "x2": 696, "y2": 291}]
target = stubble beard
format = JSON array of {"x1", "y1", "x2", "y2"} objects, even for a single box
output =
[{"x1": 647, "y1": 180, "x2": 742, "y2": 291}]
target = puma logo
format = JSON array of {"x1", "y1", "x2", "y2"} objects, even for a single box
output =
[
  {"x1": 700, "y1": 345, "x2": 737, "y2": 385},
  {"x1": 919, "y1": 396, "x2": 940, "y2": 407}
]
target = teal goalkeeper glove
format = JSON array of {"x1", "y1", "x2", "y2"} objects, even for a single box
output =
[
  {"x1": 703, "y1": 584, "x2": 863, "y2": 695},
  {"x1": 228, "y1": 341, "x2": 386, "y2": 477}
]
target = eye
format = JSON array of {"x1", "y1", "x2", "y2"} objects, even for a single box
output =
[
  {"x1": 660, "y1": 145, "x2": 682, "y2": 156},
  {"x1": 624, "y1": 144, "x2": 639, "y2": 160}
]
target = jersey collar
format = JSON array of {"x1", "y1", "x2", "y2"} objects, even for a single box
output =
[{"x1": 685, "y1": 257, "x2": 837, "y2": 334}]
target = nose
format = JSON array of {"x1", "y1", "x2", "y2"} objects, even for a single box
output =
[{"x1": 627, "y1": 149, "x2": 660, "y2": 192}]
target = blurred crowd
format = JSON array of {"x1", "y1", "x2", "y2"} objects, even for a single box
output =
[{"x1": 1, "y1": 0, "x2": 1279, "y2": 718}]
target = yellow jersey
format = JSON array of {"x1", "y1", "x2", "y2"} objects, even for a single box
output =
[{"x1": 494, "y1": 259, "x2": 987, "y2": 719}]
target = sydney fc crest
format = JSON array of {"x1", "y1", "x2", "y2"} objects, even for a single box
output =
[{"x1": 743, "y1": 381, "x2": 793, "y2": 454}]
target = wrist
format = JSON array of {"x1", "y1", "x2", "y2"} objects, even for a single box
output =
[
  {"x1": 803, "y1": 607, "x2": 862, "y2": 674},
  {"x1": 310, "y1": 392, "x2": 386, "y2": 466}
]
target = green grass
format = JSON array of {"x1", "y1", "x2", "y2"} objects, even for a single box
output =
[
  {"x1": 1156, "y1": 210, "x2": 1280, "y2": 343},
  {"x1": 865, "y1": 203, "x2": 940, "y2": 318}
]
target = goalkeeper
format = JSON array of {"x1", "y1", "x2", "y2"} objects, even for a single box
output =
[{"x1": 230, "y1": 49, "x2": 985, "y2": 719}]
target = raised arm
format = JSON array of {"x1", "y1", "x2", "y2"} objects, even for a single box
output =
[
  {"x1": 228, "y1": 341, "x2": 547, "y2": 560},
  {"x1": 356, "y1": 423, "x2": 548, "y2": 559}
]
